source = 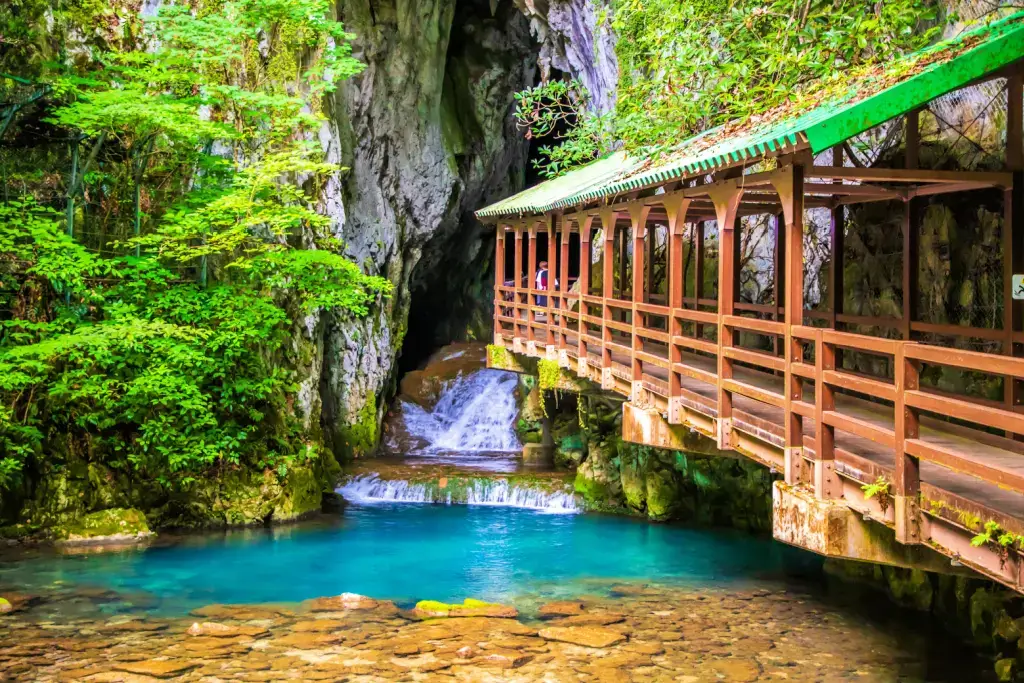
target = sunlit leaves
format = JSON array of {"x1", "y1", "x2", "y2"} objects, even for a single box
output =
[{"x1": 521, "y1": 0, "x2": 941, "y2": 175}]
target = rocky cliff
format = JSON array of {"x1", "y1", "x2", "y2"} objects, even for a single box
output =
[{"x1": 316, "y1": 0, "x2": 538, "y2": 460}]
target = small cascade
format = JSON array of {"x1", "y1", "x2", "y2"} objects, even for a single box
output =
[
  {"x1": 338, "y1": 474, "x2": 579, "y2": 513},
  {"x1": 397, "y1": 369, "x2": 521, "y2": 453}
]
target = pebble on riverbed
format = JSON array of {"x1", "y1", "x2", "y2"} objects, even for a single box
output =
[{"x1": 0, "y1": 584, "x2": 999, "y2": 682}]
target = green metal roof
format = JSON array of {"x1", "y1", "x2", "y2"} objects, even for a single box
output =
[
  {"x1": 478, "y1": 11, "x2": 1024, "y2": 219},
  {"x1": 475, "y1": 151, "x2": 639, "y2": 218}
]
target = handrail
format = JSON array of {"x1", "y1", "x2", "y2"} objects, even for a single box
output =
[
  {"x1": 635, "y1": 301, "x2": 670, "y2": 315},
  {"x1": 723, "y1": 314, "x2": 785, "y2": 336},
  {"x1": 674, "y1": 308, "x2": 719, "y2": 324},
  {"x1": 905, "y1": 342, "x2": 1024, "y2": 379},
  {"x1": 822, "y1": 329, "x2": 899, "y2": 355}
]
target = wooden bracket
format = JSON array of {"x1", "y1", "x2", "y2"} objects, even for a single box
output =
[
  {"x1": 706, "y1": 181, "x2": 744, "y2": 229},
  {"x1": 627, "y1": 203, "x2": 651, "y2": 240},
  {"x1": 663, "y1": 196, "x2": 692, "y2": 236}
]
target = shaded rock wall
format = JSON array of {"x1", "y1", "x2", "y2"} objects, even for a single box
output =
[
  {"x1": 533, "y1": 392, "x2": 774, "y2": 530},
  {"x1": 319, "y1": 0, "x2": 538, "y2": 456}
]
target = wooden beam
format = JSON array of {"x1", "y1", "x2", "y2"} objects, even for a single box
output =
[
  {"x1": 601, "y1": 209, "x2": 617, "y2": 373},
  {"x1": 630, "y1": 204, "x2": 651, "y2": 385},
  {"x1": 773, "y1": 163, "x2": 805, "y2": 485},
  {"x1": 808, "y1": 166, "x2": 1012, "y2": 187},
  {"x1": 708, "y1": 181, "x2": 743, "y2": 450},
  {"x1": 903, "y1": 110, "x2": 920, "y2": 341},
  {"x1": 1008, "y1": 73, "x2": 1023, "y2": 413}
]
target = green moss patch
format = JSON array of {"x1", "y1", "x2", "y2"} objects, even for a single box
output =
[
  {"x1": 413, "y1": 598, "x2": 518, "y2": 618},
  {"x1": 56, "y1": 508, "x2": 152, "y2": 542}
]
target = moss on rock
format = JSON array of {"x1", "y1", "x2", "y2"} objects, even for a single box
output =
[
  {"x1": 645, "y1": 468, "x2": 681, "y2": 521},
  {"x1": 55, "y1": 508, "x2": 152, "y2": 543},
  {"x1": 574, "y1": 440, "x2": 622, "y2": 509},
  {"x1": 336, "y1": 393, "x2": 380, "y2": 460},
  {"x1": 413, "y1": 598, "x2": 517, "y2": 618}
]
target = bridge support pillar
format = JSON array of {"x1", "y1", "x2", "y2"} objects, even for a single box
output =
[
  {"x1": 894, "y1": 495, "x2": 922, "y2": 545},
  {"x1": 773, "y1": 482, "x2": 958, "y2": 574}
]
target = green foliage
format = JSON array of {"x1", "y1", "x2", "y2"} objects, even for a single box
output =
[
  {"x1": 0, "y1": 0, "x2": 389, "y2": 495},
  {"x1": 514, "y1": 80, "x2": 614, "y2": 177},
  {"x1": 517, "y1": 0, "x2": 943, "y2": 176},
  {"x1": 537, "y1": 358, "x2": 561, "y2": 391},
  {"x1": 861, "y1": 475, "x2": 890, "y2": 500}
]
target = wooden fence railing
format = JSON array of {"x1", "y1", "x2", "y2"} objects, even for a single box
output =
[{"x1": 494, "y1": 287, "x2": 1024, "y2": 516}]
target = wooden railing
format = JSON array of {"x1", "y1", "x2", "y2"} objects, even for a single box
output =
[{"x1": 497, "y1": 286, "x2": 1024, "y2": 516}]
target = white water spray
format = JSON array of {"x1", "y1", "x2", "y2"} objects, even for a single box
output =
[
  {"x1": 399, "y1": 369, "x2": 521, "y2": 452},
  {"x1": 338, "y1": 474, "x2": 578, "y2": 513}
]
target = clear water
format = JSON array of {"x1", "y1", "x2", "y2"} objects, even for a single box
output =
[{"x1": 0, "y1": 503, "x2": 811, "y2": 615}]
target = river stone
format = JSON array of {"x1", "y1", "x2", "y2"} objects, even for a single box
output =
[
  {"x1": 292, "y1": 618, "x2": 347, "y2": 632},
  {"x1": 113, "y1": 660, "x2": 198, "y2": 678},
  {"x1": 186, "y1": 621, "x2": 267, "y2": 638},
  {"x1": 100, "y1": 620, "x2": 167, "y2": 633},
  {"x1": 408, "y1": 617, "x2": 536, "y2": 639},
  {"x1": 546, "y1": 613, "x2": 624, "y2": 626},
  {"x1": 538, "y1": 600, "x2": 584, "y2": 617},
  {"x1": 538, "y1": 626, "x2": 626, "y2": 648},
  {"x1": 412, "y1": 598, "x2": 518, "y2": 618},
  {"x1": 190, "y1": 604, "x2": 288, "y2": 620},
  {"x1": 709, "y1": 658, "x2": 763, "y2": 682},
  {"x1": 307, "y1": 592, "x2": 391, "y2": 611},
  {"x1": 478, "y1": 648, "x2": 532, "y2": 669},
  {"x1": 272, "y1": 632, "x2": 344, "y2": 649}
]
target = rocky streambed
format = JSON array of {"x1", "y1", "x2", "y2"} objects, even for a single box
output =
[{"x1": 0, "y1": 581, "x2": 995, "y2": 682}]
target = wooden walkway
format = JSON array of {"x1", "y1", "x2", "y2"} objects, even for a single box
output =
[{"x1": 501, "y1": 298, "x2": 1024, "y2": 591}]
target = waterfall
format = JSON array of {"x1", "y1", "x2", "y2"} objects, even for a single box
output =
[
  {"x1": 398, "y1": 369, "x2": 521, "y2": 453},
  {"x1": 338, "y1": 474, "x2": 579, "y2": 513}
]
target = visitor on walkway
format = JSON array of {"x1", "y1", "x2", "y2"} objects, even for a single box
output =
[{"x1": 536, "y1": 261, "x2": 549, "y2": 307}]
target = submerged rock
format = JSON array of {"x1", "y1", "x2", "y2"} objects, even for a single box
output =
[
  {"x1": 413, "y1": 598, "x2": 518, "y2": 618},
  {"x1": 307, "y1": 593, "x2": 393, "y2": 612},
  {"x1": 537, "y1": 600, "x2": 584, "y2": 618},
  {"x1": 187, "y1": 622, "x2": 268, "y2": 638},
  {"x1": 538, "y1": 625, "x2": 626, "y2": 648}
]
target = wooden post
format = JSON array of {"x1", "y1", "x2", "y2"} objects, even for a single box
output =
[
  {"x1": 527, "y1": 223, "x2": 538, "y2": 347},
  {"x1": 1006, "y1": 73, "x2": 1023, "y2": 412},
  {"x1": 601, "y1": 210, "x2": 617, "y2": 386},
  {"x1": 578, "y1": 215, "x2": 594, "y2": 370},
  {"x1": 546, "y1": 215, "x2": 556, "y2": 350},
  {"x1": 665, "y1": 196, "x2": 691, "y2": 424},
  {"x1": 708, "y1": 181, "x2": 743, "y2": 450},
  {"x1": 630, "y1": 203, "x2": 651, "y2": 396},
  {"x1": 514, "y1": 226, "x2": 524, "y2": 344},
  {"x1": 773, "y1": 163, "x2": 805, "y2": 486},
  {"x1": 494, "y1": 224, "x2": 506, "y2": 345},
  {"x1": 559, "y1": 221, "x2": 571, "y2": 352},
  {"x1": 830, "y1": 146, "x2": 845, "y2": 333},
  {"x1": 894, "y1": 345, "x2": 921, "y2": 543},
  {"x1": 694, "y1": 221, "x2": 705, "y2": 339},
  {"x1": 618, "y1": 225, "x2": 629, "y2": 300},
  {"x1": 772, "y1": 213, "x2": 783, "y2": 358},
  {"x1": 903, "y1": 110, "x2": 920, "y2": 341}
]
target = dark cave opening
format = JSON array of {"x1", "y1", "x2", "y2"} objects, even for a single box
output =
[{"x1": 397, "y1": 0, "x2": 545, "y2": 375}]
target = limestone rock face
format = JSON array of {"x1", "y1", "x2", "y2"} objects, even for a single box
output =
[
  {"x1": 512, "y1": 0, "x2": 618, "y2": 112},
  {"x1": 319, "y1": 0, "x2": 538, "y2": 461},
  {"x1": 574, "y1": 440, "x2": 622, "y2": 505}
]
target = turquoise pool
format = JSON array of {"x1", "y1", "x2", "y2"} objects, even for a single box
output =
[{"x1": 0, "y1": 502, "x2": 812, "y2": 614}]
